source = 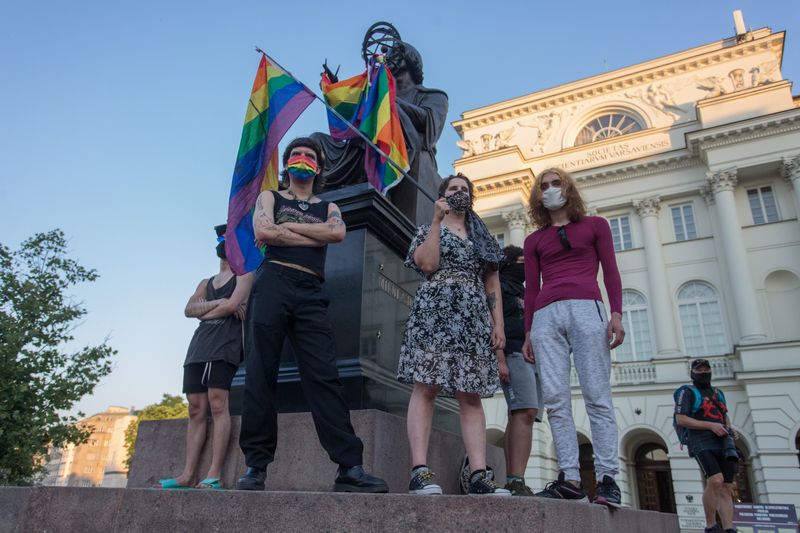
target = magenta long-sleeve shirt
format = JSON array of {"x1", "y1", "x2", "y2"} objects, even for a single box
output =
[{"x1": 523, "y1": 216, "x2": 623, "y2": 332}]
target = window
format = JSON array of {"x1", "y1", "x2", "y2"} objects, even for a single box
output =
[
  {"x1": 609, "y1": 215, "x2": 633, "y2": 251},
  {"x1": 493, "y1": 233, "x2": 505, "y2": 248},
  {"x1": 671, "y1": 204, "x2": 697, "y2": 241},
  {"x1": 615, "y1": 291, "x2": 653, "y2": 362},
  {"x1": 747, "y1": 186, "x2": 779, "y2": 224},
  {"x1": 678, "y1": 282, "x2": 727, "y2": 356},
  {"x1": 575, "y1": 111, "x2": 643, "y2": 146}
]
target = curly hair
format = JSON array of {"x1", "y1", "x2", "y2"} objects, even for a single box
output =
[
  {"x1": 527, "y1": 167, "x2": 586, "y2": 228},
  {"x1": 438, "y1": 173, "x2": 475, "y2": 209}
]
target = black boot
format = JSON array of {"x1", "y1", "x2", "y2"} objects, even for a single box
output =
[
  {"x1": 236, "y1": 467, "x2": 266, "y2": 490},
  {"x1": 333, "y1": 465, "x2": 388, "y2": 493}
]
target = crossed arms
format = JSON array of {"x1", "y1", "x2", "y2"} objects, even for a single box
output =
[
  {"x1": 252, "y1": 191, "x2": 345, "y2": 248},
  {"x1": 184, "y1": 273, "x2": 254, "y2": 321}
]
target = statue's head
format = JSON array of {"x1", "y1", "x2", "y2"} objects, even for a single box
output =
[{"x1": 388, "y1": 42, "x2": 423, "y2": 85}]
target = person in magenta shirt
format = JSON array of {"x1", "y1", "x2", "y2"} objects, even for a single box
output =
[{"x1": 521, "y1": 167, "x2": 626, "y2": 506}]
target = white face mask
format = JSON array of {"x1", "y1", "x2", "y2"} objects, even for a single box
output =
[{"x1": 542, "y1": 187, "x2": 567, "y2": 210}]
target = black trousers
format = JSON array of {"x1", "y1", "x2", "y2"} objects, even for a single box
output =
[{"x1": 239, "y1": 262, "x2": 363, "y2": 469}]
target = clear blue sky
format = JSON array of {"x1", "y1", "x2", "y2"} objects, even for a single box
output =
[{"x1": 1, "y1": 1, "x2": 797, "y2": 417}]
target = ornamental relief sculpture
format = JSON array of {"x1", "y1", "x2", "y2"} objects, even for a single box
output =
[
  {"x1": 516, "y1": 107, "x2": 575, "y2": 155},
  {"x1": 781, "y1": 156, "x2": 800, "y2": 183},
  {"x1": 457, "y1": 127, "x2": 518, "y2": 157},
  {"x1": 634, "y1": 196, "x2": 661, "y2": 217},
  {"x1": 706, "y1": 169, "x2": 738, "y2": 193}
]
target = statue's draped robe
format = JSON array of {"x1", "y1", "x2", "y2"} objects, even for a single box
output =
[{"x1": 312, "y1": 83, "x2": 448, "y2": 224}]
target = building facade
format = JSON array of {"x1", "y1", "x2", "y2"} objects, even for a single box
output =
[
  {"x1": 42, "y1": 406, "x2": 136, "y2": 488},
  {"x1": 453, "y1": 21, "x2": 800, "y2": 531}
]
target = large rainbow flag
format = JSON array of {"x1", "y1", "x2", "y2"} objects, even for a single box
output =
[
  {"x1": 225, "y1": 53, "x2": 315, "y2": 274},
  {"x1": 321, "y1": 61, "x2": 409, "y2": 194}
]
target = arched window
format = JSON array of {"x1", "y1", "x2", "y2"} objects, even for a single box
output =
[
  {"x1": 678, "y1": 282, "x2": 728, "y2": 356},
  {"x1": 615, "y1": 290, "x2": 654, "y2": 362},
  {"x1": 634, "y1": 443, "x2": 676, "y2": 513},
  {"x1": 733, "y1": 445, "x2": 754, "y2": 503},
  {"x1": 574, "y1": 111, "x2": 644, "y2": 146}
]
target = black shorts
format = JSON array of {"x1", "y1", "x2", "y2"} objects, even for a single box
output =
[
  {"x1": 182, "y1": 361, "x2": 239, "y2": 394},
  {"x1": 694, "y1": 449, "x2": 736, "y2": 483}
]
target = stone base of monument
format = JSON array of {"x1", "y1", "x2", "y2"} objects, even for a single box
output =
[
  {"x1": 127, "y1": 410, "x2": 505, "y2": 495},
  {"x1": 0, "y1": 486, "x2": 679, "y2": 533}
]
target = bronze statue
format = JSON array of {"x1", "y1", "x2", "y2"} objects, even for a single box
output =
[{"x1": 311, "y1": 22, "x2": 448, "y2": 224}]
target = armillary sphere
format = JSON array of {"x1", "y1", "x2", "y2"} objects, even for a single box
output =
[{"x1": 361, "y1": 21, "x2": 403, "y2": 65}]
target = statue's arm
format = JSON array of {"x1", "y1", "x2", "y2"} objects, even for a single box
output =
[{"x1": 396, "y1": 92, "x2": 448, "y2": 137}]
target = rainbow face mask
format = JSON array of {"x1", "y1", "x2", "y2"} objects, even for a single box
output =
[{"x1": 286, "y1": 154, "x2": 318, "y2": 181}]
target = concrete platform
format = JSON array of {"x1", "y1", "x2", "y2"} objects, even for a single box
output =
[
  {"x1": 0, "y1": 486, "x2": 680, "y2": 533},
  {"x1": 127, "y1": 410, "x2": 505, "y2": 494}
]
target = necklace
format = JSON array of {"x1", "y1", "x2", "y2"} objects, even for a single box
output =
[{"x1": 286, "y1": 189, "x2": 313, "y2": 211}]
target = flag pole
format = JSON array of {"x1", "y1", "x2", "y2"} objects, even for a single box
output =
[{"x1": 255, "y1": 47, "x2": 437, "y2": 204}]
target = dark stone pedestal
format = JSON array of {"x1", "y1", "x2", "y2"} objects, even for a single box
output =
[
  {"x1": 229, "y1": 183, "x2": 460, "y2": 432},
  {"x1": 127, "y1": 410, "x2": 505, "y2": 495}
]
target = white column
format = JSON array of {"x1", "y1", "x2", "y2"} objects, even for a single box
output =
[
  {"x1": 502, "y1": 209, "x2": 530, "y2": 247},
  {"x1": 633, "y1": 196, "x2": 682, "y2": 357},
  {"x1": 781, "y1": 156, "x2": 800, "y2": 216},
  {"x1": 706, "y1": 169, "x2": 767, "y2": 343}
]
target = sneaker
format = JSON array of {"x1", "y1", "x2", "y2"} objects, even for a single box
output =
[
  {"x1": 504, "y1": 477, "x2": 534, "y2": 496},
  {"x1": 459, "y1": 455, "x2": 495, "y2": 495},
  {"x1": 408, "y1": 466, "x2": 442, "y2": 495},
  {"x1": 593, "y1": 475, "x2": 621, "y2": 507},
  {"x1": 534, "y1": 472, "x2": 588, "y2": 502},
  {"x1": 704, "y1": 525, "x2": 724, "y2": 533},
  {"x1": 468, "y1": 470, "x2": 511, "y2": 496}
]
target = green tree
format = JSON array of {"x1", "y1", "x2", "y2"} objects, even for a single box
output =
[
  {"x1": 124, "y1": 393, "x2": 188, "y2": 471},
  {"x1": 0, "y1": 230, "x2": 115, "y2": 485}
]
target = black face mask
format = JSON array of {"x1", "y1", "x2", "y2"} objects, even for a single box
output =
[
  {"x1": 503, "y1": 263, "x2": 525, "y2": 282},
  {"x1": 216, "y1": 241, "x2": 226, "y2": 260},
  {"x1": 445, "y1": 190, "x2": 471, "y2": 213},
  {"x1": 691, "y1": 371, "x2": 712, "y2": 388}
]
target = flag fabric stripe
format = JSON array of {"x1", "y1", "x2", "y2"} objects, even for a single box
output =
[
  {"x1": 225, "y1": 54, "x2": 314, "y2": 274},
  {"x1": 320, "y1": 61, "x2": 409, "y2": 195}
]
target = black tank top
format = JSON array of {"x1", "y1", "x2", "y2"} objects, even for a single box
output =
[
  {"x1": 184, "y1": 275, "x2": 243, "y2": 366},
  {"x1": 264, "y1": 191, "x2": 329, "y2": 278}
]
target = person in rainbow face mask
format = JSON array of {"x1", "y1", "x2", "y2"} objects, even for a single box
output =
[{"x1": 236, "y1": 137, "x2": 388, "y2": 493}]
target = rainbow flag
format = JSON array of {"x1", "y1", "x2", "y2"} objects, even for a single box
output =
[
  {"x1": 225, "y1": 53, "x2": 314, "y2": 274},
  {"x1": 321, "y1": 61, "x2": 409, "y2": 194}
]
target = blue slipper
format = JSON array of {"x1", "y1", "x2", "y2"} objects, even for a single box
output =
[
  {"x1": 159, "y1": 478, "x2": 191, "y2": 489},
  {"x1": 197, "y1": 477, "x2": 223, "y2": 490}
]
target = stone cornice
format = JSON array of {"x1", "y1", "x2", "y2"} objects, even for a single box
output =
[
  {"x1": 453, "y1": 29, "x2": 782, "y2": 133},
  {"x1": 574, "y1": 152, "x2": 698, "y2": 187},
  {"x1": 501, "y1": 209, "x2": 530, "y2": 229},
  {"x1": 687, "y1": 107, "x2": 800, "y2": 153},
  {"x1": 472, "y1": 170, "x2": 534, "y2": 201}
]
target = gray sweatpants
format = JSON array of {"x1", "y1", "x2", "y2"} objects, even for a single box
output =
[{"x1": 532, "y1": 299, "x2": 619, "y2": 481}]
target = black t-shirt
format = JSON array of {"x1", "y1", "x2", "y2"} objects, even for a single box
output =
[
  {"x1": 675, "y1": 386, "x2": 728, "y2": 452},
  {"x1": 499, "y1": 274, "x2": 525, "y2": 354}
]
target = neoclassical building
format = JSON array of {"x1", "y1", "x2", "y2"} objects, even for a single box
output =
[{"x1": 453, "y1": 20, "x2": 800, "y2": 530}]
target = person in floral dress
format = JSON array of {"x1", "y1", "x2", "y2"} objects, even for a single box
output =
[{"x1": 398, "y1": 174, "x2": 509, "y2": 496}]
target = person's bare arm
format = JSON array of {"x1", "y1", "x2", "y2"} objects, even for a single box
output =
[
  {"x1": 253, "y1": 191, "x2": 324, "y2": 247},
  {"x1": 282, "y1": 202, "x2": 346, "y2": 243},
  {"x1": 198, "y1": 273, "x2": 254, "y2": 320},
  {"x1": 484, "y1": 269, "x2": 506, "y2": 350},
  {"x1": 184, "y1": 279, "x2": 222, "y2": 317},
  {"x1": 413, "y1": 198, "x2": 448, "y2": 273}
]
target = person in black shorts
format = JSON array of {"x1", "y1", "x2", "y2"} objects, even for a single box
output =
[
  {"x1": 159, "y1": 224, "x2": 253, "y2": 490},
  {"x1": 675, "y1": 358, "x2": 740, "y2": 533},
  {"x1": 236, "y1": 137, "x2": 387, "y2": 493}
]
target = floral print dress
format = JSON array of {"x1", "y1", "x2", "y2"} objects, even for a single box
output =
[{"x1": 397, "y1": 224, "x2": 499, "y2": 397}]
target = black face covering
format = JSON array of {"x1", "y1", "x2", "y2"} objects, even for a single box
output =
[
  {"x1": 216, "y1": 241, "x2": 226, "y2": 260},
  {"x1": 503, "y1": 263, "x2": 525, "y2": 282},
  {"x1": 691, "y1": 371, "x2": 712, "y2": 388},
  {"x1": 445, "y1": 190, "x2": 471, "y2": 212}
]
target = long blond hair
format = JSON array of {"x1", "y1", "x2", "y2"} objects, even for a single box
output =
[{"x1": 528, "y1": 167, "x2": 586, "y2": 228}]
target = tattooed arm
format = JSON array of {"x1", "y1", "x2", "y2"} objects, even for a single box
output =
[
  {"x1": 253, "y1": 191, "x2": 324, "y2": 247},
  {"x1": 197, "y1": 273, "x2": 254, "y2": 320},
  {"x1": 484, "y1": 269, "x2": 506, "y2": 350},
  {"x1": 184, "y1": 279, "x2": 223, "y2": 318},
  {"x1": 282, "y1": 202, "x2": 347, "y2": 243}
]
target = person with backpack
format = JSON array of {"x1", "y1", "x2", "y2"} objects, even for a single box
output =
[{"x1": 674, "y1": 358, "x2": 740, "y2": 533}]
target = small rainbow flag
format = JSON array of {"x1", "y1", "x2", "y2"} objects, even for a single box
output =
[
  {"x1": 321, "y1": 61, "x2": 409, "y2": 194},
  {"x1": 225, "y1": 53, "x2": 314, "y2": 274}
]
